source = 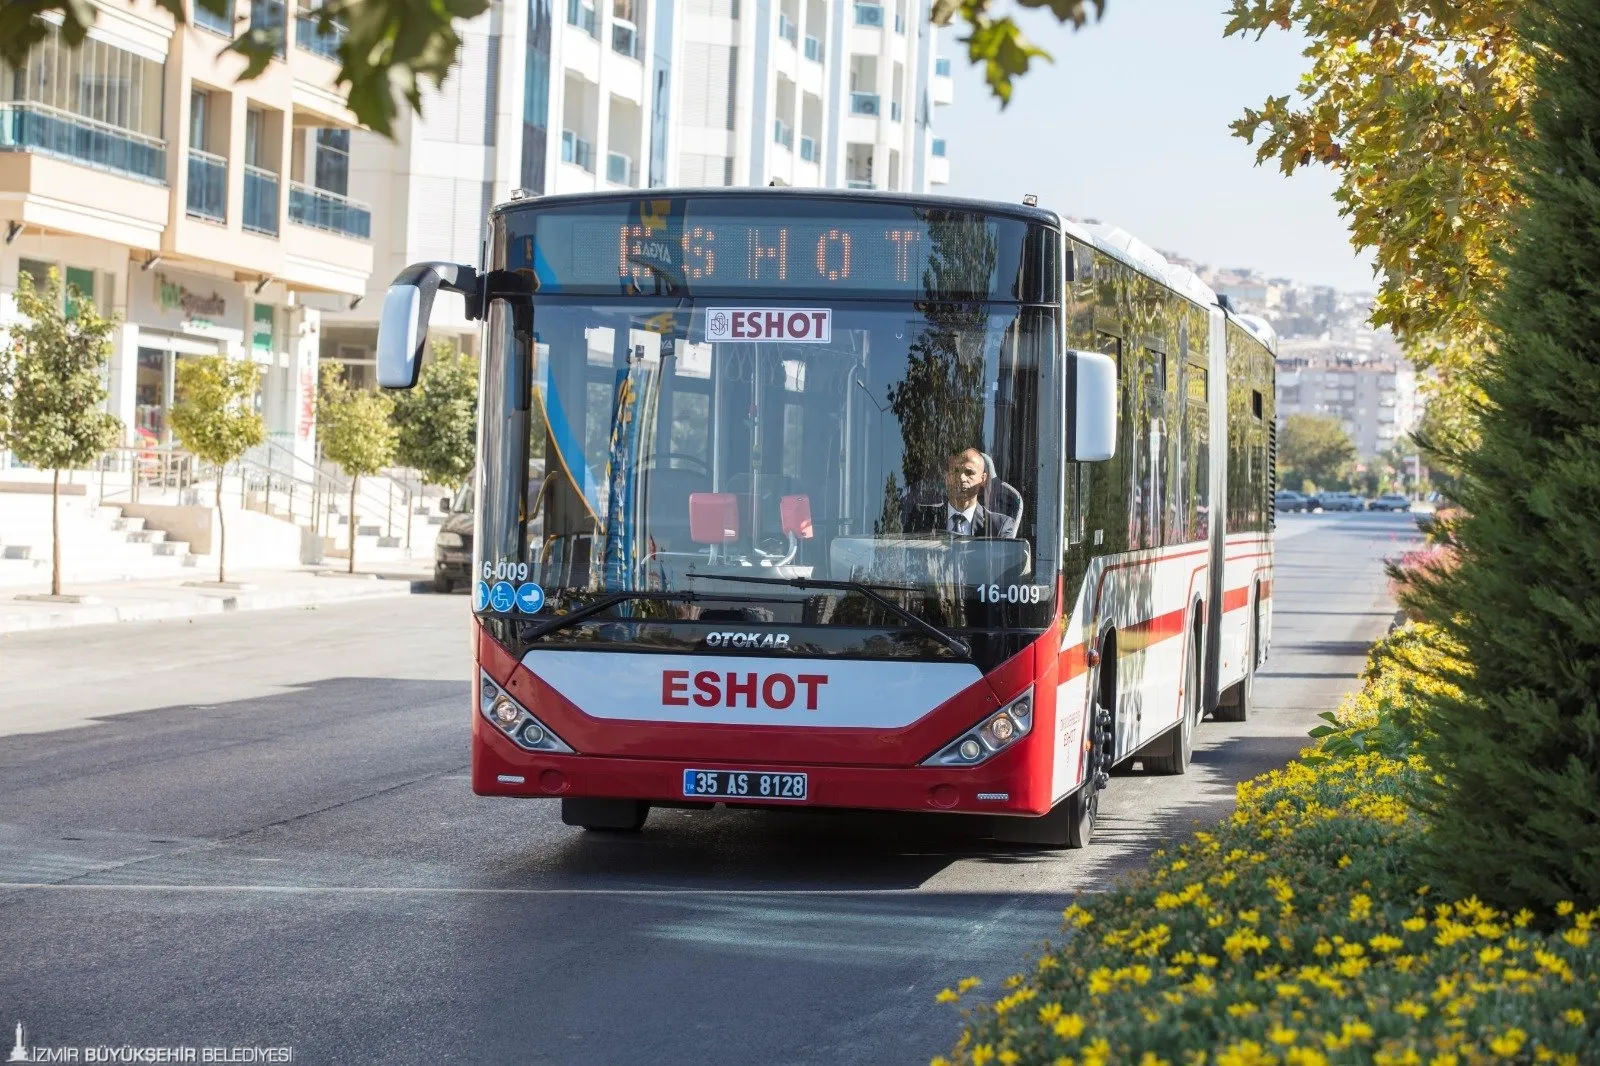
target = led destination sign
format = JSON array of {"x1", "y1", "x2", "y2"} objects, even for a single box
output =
[{"x1": 499, "y1": 197, "x2": 1044, "y2": 300}]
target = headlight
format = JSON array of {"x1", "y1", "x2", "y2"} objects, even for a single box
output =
[
  {"x1": 437, "y1": 532, "x2": 464, "y2": 548},
  {"x1": 923, "y1": 686, "x2": 1034, "y2": 767},
  {"x1": 479, "y1": 670, "x2": 575, "y2": 753}
]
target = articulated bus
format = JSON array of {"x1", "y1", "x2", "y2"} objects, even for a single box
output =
[{"x1": 377, "y1": 189, "x2": 1276, "y2": 847}]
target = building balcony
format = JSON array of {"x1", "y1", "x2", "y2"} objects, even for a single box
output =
[
  {"x1": 0, "y1": 103, "x2": 165, "y2": 185},
  {"x1": 295, "y1": 10, "x2": 344, "y2": 59},
  {"x1": 250, "y1": 0, "x2": 288, "y2": 57},
  {"x1": 932, "y1": 58, "x2": 954, "y2": 105},
  {"x1": 562, "y1": 130, "x2": 596, "y2": 173},
  {"x1": 186, "y1": 149, "x2": 228, "y2": 223},
  {"x1": 853, "y1": 3, "x2": 883, "y2": 26},
  {"x1": 288, "y1": 181, "x2": 370, "y2": 238},
  {"x1": 799, "y1": 136, "x2": 818, "y2": 163},
  {"x1": 777, "y1": 14, "x2": 799, "y2": 43},
  {"x1": 928, "y1": 152, "x2": 949, "y2": 185},
  {"x1": 605, "y1": 150, "x2": 637, "y2": 186},
  {"x1": 773, "y1": 119, "x2": 794, "y2": 150},
  {"x1": 567, "y1": 0, "x2": 599, "y2": 38},
  {"x1": 803, "y1": 35, "x2": 823, "y2": 62},
  {"x1": 850, "y1": 92, "x2": 880, "y2": 116},
  {"x1": 243, "y1": 165, "x2": 280, "y2": 235},
  {"x1": 193, "y1": 0, "x2": 235, "y2": 36}
]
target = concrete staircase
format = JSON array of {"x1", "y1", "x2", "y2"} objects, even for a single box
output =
[
  {"x1": 238, "y1": 469, "x2": 445, "y2": 567},
  {"x1": 0, "y1": 488, "x2": 208, "y2": 589}
]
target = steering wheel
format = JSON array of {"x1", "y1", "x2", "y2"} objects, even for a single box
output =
[{"x1": 643, "y1": 452, "x2": 711, "y2": 477}]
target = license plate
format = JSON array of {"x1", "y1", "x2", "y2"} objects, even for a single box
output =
[{"x1": 682, "y1": 769, "x2": 808, "y2": 801}]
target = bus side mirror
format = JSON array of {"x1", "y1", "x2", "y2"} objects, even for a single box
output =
[
  {"x1": 1071, "y1": 350, "x2": 1118, "y2": 461},
  {"x1": 376, "y1": 261, "x2": 480, "y2": 390}
]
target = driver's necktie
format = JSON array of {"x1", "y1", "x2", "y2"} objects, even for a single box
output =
[{"x1": 950, "y1": 514, "x2": 967, "y2": 534}]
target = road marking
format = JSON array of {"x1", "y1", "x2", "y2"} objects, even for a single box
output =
[{"x1": 0, "y1": 882, "x2": 992, "y2": 896}]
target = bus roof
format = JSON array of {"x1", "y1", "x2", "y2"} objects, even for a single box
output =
[{"x1": 490, "y1": 187, "x2": 1277, "y2": 353}]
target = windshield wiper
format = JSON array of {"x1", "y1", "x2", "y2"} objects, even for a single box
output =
[
  {"x1": 521, "y1": 590, "x2": 703, "y2": 641},
  {"x1": 682, "y1": 572, "x2": 972, "y2": 659}
]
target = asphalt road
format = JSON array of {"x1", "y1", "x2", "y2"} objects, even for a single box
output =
[{"x1": 0, "y1": 512, "x2": 1421, "y2": 1065}]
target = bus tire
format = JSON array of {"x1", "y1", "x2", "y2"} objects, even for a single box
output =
[
  {"x1": 562, "y1": 797, "x2": 650, "y2": 832},
  {"x1": 990, "y1": 785, "x2": 1095, "y2": 849},
  {"x1": 1145, "y1": 635, "x2": 1200, "y2": 775}
]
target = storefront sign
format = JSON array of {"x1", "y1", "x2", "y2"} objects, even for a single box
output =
[{"x1": 130, "y1": 265, "x2": 245, "y2": 341}]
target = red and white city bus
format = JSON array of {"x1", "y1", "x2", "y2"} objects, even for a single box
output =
[{"x1": 377, "y1": 189, "x2": 1276, "y2": 847}]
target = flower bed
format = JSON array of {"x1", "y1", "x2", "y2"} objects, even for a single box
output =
[{"x1": 935, "y1": 626, "x2": 1598, "y2": 1066}]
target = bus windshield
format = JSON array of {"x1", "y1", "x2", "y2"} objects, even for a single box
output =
[{"x1": 474, "y1": 198, "x2": 1063, "y2": 639}]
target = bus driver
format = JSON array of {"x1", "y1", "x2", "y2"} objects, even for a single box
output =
[{"x1": 905, "y1": 448, "x2": 1019, "y2": 539}]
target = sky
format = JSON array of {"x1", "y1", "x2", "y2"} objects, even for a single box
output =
[{"x1": 937, "y1": 0, "x2": 1379, "y2": 292}]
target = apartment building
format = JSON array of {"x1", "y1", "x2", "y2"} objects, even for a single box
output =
[
  {"x1": 319, "y1": 0, "x2": 955, "y2": 370},
  {"x1": 1276, "y1": 356, "x2": 1419, "y2": 459},
  {"x1": 0, "y1": 0, "x2": 374, "y2": 466}
]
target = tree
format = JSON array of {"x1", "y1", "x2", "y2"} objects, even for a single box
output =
[
  {"x1": 317, "y1": 365, "x2": 398, "y2": 574},
  {"x1": 5, "y1": 0, "x2": 1102, "y2": 132},
  {"x1": 0, "y1": 270, "x2": 122, "y2": 598},
  {"x1": 1226, "y1": 1, "x2": 1533, "y2": 475},
  {"x1": 391, "y1": 340, "x2": 478, "y2": 492},
  {"x1": 169, "y1": 356, "x2": 267, "y2": 585},
  {"x1": 1276, "y1": 413, "x2": 1355, "y2": 491},
  {"x1": 1400, "y1": 0, "x2": 1600, "y2": 913}
]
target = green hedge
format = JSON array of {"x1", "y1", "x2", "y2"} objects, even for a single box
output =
[{"x1": 935, "y1": 626, "x2": 1599, "y2": 1066}]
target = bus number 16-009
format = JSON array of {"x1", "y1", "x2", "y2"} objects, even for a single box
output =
[
  {"x1": 976, "y1": 584, "x2": 1047, "y2": 605},
  {"x1": 482, "y1": 560, "x2": 530, "y2": 582}
]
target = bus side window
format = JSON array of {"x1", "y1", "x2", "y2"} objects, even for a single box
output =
[{"x1": 1187, "y1": 360, "x2": 1208, "y2": 541}]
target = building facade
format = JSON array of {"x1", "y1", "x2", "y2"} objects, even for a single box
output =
[
  {"x1": 1275, "y1": 356, "x2": 1419, "y2": 459},
  {"x1": 319, "y1": 0, "x2": 955, "y2": 367},
  {"x1": 0, "y1": 0, "x2": 375, "y2": 466}
]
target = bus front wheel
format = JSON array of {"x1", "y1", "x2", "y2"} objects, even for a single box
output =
[
  {"x1": 990, "y1": 784, "x2": 1096, "y2": 849},
  {"x1": 562, "y1": 797, "x2": 650, "y2": 832}
]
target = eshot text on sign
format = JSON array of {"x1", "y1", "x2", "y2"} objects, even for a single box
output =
[{"x1": 704, "y1": 308, "x2": 833, "y2": 344}]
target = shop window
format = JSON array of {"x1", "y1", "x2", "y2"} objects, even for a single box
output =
[
  {"x1": 17, "y1": 258, "x2": 51, "y2": 292},
  {"x1": 252, "y1": 303, "x2": 276, "y2": 353},
  {"x1": 65, "y1": 266, "x2": 96, "y2": 316}
]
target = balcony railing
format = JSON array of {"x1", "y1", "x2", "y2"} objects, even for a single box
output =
[
  {"x1": 567, "y1": 0, "x2": 598, "y2": 37},
  {"x1": 846, "y1": 179, "x2": 874, "y2": 189},
  {"x1": 803, "y1": 35, "x2": 822, "y2": 61},
  {"x1": 777, "y1": 13, "x2": 798, "y2": 42},
  {"x1": 295, "y1": 10, "x2": 344, "y2": 58},
  {"x1": 193, "y1": 0, "x2": 235, "y2": 36},
  {"x1": 934, "y1": 57, "x2": 952, "y2": 77},
  {"x1": 243, "y1": 164, "x2": 280, "y2": 235},
  {"x1": 250, "y1": 0, "x2": 288, "y2": 56},
  {"x1": 773, "y1": 119, "x2": 793, "y2": 150},
  {"x1": 0, "y1": 103, "x2": 166, "y2": 184},
  {"x1": 853, "y1": 3, "x2": 883, "y2": 25},
  {"x1": 186, "y1": 148, "x2": 228, "y2": 222},
  {"x1": 849, "y1": 92, "x2": 880, "y2": 116},
  {"x1": 605, "y1": 151, "x2": 637, "y2": 185},
  {"x1": 288, "y1": 181, "x2": 371, "y2": 238},
  {"x1": 562, "y1": 130, "x2": 595, "y2": 172},
  {"x1": 799, "y1": 136, "x2": 817, "y2": 163},
  {"x1": 612, "y1": 20, "x2": 639, "y2": 56}
]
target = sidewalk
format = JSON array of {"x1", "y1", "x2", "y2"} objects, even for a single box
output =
[{"x1": 0, "y1": 561, "x2": 437, "y2": 634}]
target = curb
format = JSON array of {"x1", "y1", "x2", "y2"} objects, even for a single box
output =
[{"x1": 0, "y1": 578, "x2": 430, "y2": 635}]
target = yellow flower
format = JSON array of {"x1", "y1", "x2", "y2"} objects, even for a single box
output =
[
  {"x1": 1556, "y1": 901, "x2": 1575, "y2": 916},
  {"x1": 1479, "y1": 946, "x2": 1504, "y2": 964},
  {"x1": 1226, "y1": 1002, "x2": 1259, "y2": 1017},
  {"x1": 1197, "y1": 954, "x2": 1219, "y2": 969},
  {"x1": 1349, "y1": 894, "x2": 1373, "y2": 920},
  {"x1": 1402, "y1": 917, "x2": 1428, "y2": 933},
  {"x1": 958, "y1": 977, "x2": 983, "y2": 993},
  {"x1": 1275, "y1": 983, "x2": 1302, "y2": 998},
  {"x1": 1369, "y1": 935, "x2": 1403, "y2": 953},
  {"x1": 1338, "y1": 943, "x2": 1366, "y2": 958},
  {"x1": 1239, "y1": 909, "x2": 1261, "y2": 925},
  {"x1": 1513, "y1": 909, "x2": 1534, "y2": 928},
  {"x1": 973, "y1": 1047, "x2": 995, "y2": 1066},
  {"x1": 1064, "y1": 905, "x2": 1095, "y2": 928},
  {"x1": 1269, "y1": 1027, "x2": 1298, "y2": 1046},
  {"x1": 1428, "y1": 1056, "x2": 1458, "y2": 1066},
  {"x1": 1286, "y1": 1050, "x2": 1328, "y2": 1066},
  {"x1": 999, "y1": 1052, "x2": 1019, "y2": 1066},
  {"x1": 1488, "y1": 1029, "x2": 1527, "y2": 1056},
  {"x1": 1081, "y1": 1037, "x2": 1112, "y2": 1066},
  {"x1": 1138, "y1": 1054, "x2": 1171, "y2": 1066},
  {"x1": 1561, "y1": 927, "x2": 1589, "y2": 948},
  {"x1": 1562, "y1": 1009, "x2": 1584, "y2": 1025},
  {"x1": 1338, "y1": 855, "x2": 1353, "y2": 868},
  {"x1": 1216, "y1": 1040, "x2": 1276, "y2": 1066},
  {"x1": 931, "y1": 1058, "x2": 951, "y2": 1066},
  {"x1": 1189, "y1": 974, "x2": 1216, "y2": 995},
  {"x1": 1053, "y1": 1014, "x2": 1086, "y2": 1040},
  {"x1": 1313, "y1": 939, "x2": 1334, "y2": 957},
  {"x1": 1038, "y1": 954, "x2": 1060, "y2": 972},
  {"x1": 1038, "y1": 1003, "x2": 1063, "y2": 1024},
  {"x1": 935, "y1": 988, "x2": 959, "y2": 1003}
]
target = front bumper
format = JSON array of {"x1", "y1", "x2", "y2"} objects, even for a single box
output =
[
  {"x1": 435, "y1": 552, "x2": 473, "y2": 579},
  {"x1": 471, "y1": 713, "x2": 1055, "y2": 817}
]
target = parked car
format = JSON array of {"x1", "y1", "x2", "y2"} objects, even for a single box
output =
[
  {"x1": 1319, "y1": 492, "x2": 1367, "y2": 512},
  {"x1": 1370, "y1": 494, "x2": 1412, "y2": 513},
  {"x1": 433, "y1": 487, "x2": 475, "y2": 593},
  {"x1": 1275, "y1": 490, "x2": 1310, "y2": 512}
]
